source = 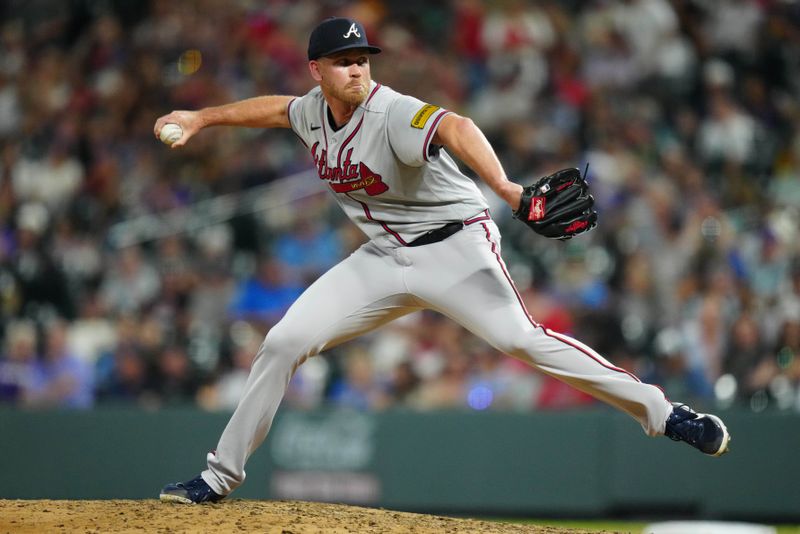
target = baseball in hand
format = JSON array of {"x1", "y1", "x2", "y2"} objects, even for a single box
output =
[{"x1": 159, "y1": 123, "x2": 183, "y2": 145}]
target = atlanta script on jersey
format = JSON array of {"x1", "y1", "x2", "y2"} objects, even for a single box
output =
[{"x1": 287, "y1": 81, "x2": 489, "y2": 245}]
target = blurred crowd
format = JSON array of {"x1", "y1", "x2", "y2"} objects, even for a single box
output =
[{"x1": 1, "y1": 0, "x2": 799, "y2": 414}]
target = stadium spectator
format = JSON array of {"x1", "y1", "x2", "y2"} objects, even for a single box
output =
[
  {"x1": 99, "y1": 245, "x2": 161, "y2": 316},
  {"x1": 0, "y1": 320, "x2": 38, "y2": 404},
  {"x1": 228, "y1": 255, "x2": 304, "y2": 328},
  {"x1": 271, "y1": 215, "x2": 344, "y2": 286},
  {"x1": 26, "y1": 318, "x2": 93, "y2": 408}
]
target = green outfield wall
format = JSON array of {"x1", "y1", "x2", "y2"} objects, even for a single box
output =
[{"x1": 0, "y1": 408, "x2": 796, "y2": 520}]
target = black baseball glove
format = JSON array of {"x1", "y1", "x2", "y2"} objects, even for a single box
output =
[{"x1": 512, "y1": 167, "x2": 597, "y2": 240}]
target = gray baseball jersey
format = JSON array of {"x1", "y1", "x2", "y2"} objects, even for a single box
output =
[
  {"x1": 200, "y1": 82, "x2": 672, "y2": 496},
  {"x1": 287, "y1": 82, "x2": 489, "y2": 243}
]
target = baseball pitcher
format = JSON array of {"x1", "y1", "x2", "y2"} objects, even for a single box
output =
[{"x1": 155, "y1": 17, "x2": 730, "y2": 504}]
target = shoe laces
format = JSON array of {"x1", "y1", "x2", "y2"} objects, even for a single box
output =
[
  {"x1": 665, "y1": 404, "x2": 705, "y2": 445},
  {"x1": 181, "y1": 476, "x2": 222, "y2": 502},
  {"x1": 180, "y1": 476, "x2": 215, "y2": 498}
]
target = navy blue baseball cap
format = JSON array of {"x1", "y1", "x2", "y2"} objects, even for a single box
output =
[{"x1": 307, "y1": 17, "x2": 381, "y2": 61}]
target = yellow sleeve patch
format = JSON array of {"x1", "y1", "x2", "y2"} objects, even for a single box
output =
[{"x1": 410, "y1": 104, "x2": 440, "y2": 129}]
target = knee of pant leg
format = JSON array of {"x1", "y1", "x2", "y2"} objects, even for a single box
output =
[
  {"x1": 249, "y1": 328, "x2": 308, "y2": 383},
  {"x1": 261, "y1": 323, "x2": 312, "y2": 363}
]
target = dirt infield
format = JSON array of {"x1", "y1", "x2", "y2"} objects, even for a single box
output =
[{"x1": 0, "y1": 499, "x2": 605, "y2": 533}]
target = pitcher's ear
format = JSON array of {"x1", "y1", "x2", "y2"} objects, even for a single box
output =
[{"x1": 309, "y1": 60, "x2": 323, "y2": 82}]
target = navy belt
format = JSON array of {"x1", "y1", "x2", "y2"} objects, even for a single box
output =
[{"x1": 407, "y1": 221, "x2": 463, "y2": 247}]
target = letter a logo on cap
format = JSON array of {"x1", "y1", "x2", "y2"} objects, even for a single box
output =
[{"x1": 343, "y1": 23, "x2": 361, "y2": 39}]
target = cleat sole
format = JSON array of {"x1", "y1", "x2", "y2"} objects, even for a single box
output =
[{"x1": 159, "y1": 493, "x2": 194, "y2": 504}]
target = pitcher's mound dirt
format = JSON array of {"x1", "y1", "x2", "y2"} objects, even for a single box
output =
[{"x1": 0, "y1": 499, "x2": 607, "y2": 533}]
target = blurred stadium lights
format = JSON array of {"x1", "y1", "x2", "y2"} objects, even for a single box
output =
[{"x1": 714, "y1": 373, "x2": 737, "y2": 409}]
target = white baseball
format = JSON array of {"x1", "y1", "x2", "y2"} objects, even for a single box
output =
[{"x1": 159, "y1": 123, "x2": 183, "y2": 145}]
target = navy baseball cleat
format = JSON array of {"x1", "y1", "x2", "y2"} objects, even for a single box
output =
[
  {"x1": 159, "y1": 475, "x2": 224, "y2": 504},
  {"x1": 664, "y1": 402, "x2": 730, "y2": 456}
]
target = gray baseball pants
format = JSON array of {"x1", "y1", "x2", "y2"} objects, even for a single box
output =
[{"x1": 202, "y1": 219, "x2": 671, "y2": 495}]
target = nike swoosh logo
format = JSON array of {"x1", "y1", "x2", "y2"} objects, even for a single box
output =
[{"x1": 310, "y1": 125, "x2": 321, "y2": 131}]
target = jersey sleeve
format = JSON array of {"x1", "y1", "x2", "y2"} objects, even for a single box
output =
[
  {"x1": 386, "y1": 95, "x2": 451, "y2": 168},
  {"x1": 286, "y1": 91, "x2": 317, "y2": 148}
]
